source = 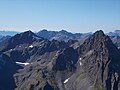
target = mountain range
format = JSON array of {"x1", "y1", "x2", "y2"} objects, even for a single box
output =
[
  {"x1": 0, "y1": 29, "x2": 120, "y2": 48},
  {"x1": 107, "y1": 30, "x2": 120, "y2": 36},
  {"x1": 0, "y1": 30, "x2": 120, "y2": 90},
  {"x1": 36, "y1": 29, "x2": 92, "y2": 42}
]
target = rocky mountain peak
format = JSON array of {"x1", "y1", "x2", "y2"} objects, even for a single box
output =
[
  {"x1": 93, "y1": 30, "x2": 105, "y2": 37},
  {"x1": 1, "y1": 30, "x2": 43, "y2": 52},
  {"x1": 78, "y1": 30, "x2": 112, "y2": 53},
  {"x1": 59, "y1": 30, "x2": 68, "y2": 34},
  {"x1": 18, "y1": 30, "x2": 41, "y2": 40},
  {"x1": 73, "y1": 30, "x2": 120, "y2": 90},
  {"x1": 21, "y1": 30, "x2": 33, "y2": 36}
]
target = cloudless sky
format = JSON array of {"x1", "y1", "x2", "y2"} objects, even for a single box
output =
[{"x1": 0, "y1": 0, "x2": 120, "y2": 33}]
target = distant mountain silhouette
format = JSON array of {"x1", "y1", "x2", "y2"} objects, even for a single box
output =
[
  {"x1": 0, "y1": 30, "x2": 18, "y2": 36},
  {"x1": 107, "y1": 30, "x2": 120, "y2": 36},
  {"x1": 107, "y1": 30, "x2": 120, "y2": 47},
  {"x1": 37, "y1": 29, "x2": 92, "y2": 41}
]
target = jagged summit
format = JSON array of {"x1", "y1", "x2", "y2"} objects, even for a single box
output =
[
  {"x1": 18, "y1": 30, "x2": 41, "y2": 39},
  {"x1": 93, "y1": 30, "x2": 105, "y2": 37},
  {"x1": 39, "y1": 29, "x2": 48, "y2": 32},
  {"x1": 21, "y1": 30, "x2": 33, "y2": 35},
  {"x1": 78, "y1": 30, "x2": 114, "y2": 53},
  {"x1": 59, "y1": 30, "x2": 69, "y2": 34}
]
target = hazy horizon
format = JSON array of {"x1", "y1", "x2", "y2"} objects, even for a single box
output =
[{"x1": 0, "y1": 0, "x2": 120, "y2": 33}]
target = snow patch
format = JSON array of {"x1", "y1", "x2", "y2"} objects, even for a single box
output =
[
  {"x1": 64, "y1": 78, "x2": 70, "y2": 84},
  {"x1": 29, "y1": 45, "x2": 33, "y2": 48},
  {"x1": 79, "y1": 62, "x2": 82, "y2": 66},
  {"x1": 19, "y1": 46, "x2": 21, "y2": 47},
  {"x1": 10, "y1": 49, "x2": 13, "y2": 51},
  {"x1": 71, "y1": 61, "x2": 73, "y2": 64},
  {"x1": 16, "y1": 62, "x2": 30, "y2": 66},
  {"x1": 79, "y1": 58, "x2": 82, "y2": 60},
  {"x1": 79, "y1": 57, "x2": 83, "y2": 66}
]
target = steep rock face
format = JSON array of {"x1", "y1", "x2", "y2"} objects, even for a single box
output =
[
  {"x1": 0, "y1": 53, "x2": 22, "y2": 90},
  {"x1": 65, "y1": 30, "x2": 120, "y2": 90},
  {"x1": 53, "y1": 47, "x2": 78, "y2": 71}
]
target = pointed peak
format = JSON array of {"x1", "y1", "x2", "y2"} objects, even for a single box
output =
[
  {"x1": 93, "y1": 30, "x2": 105, "y2": 37},
  {"x1": 22, "y1": 30, "x2": 34, "y2": 35},
  {"x1": 41, "y1": 29, "x2": 48, "y2": 32},
  {"x1": 10, "y1": 30, "x2": 42, "y2": 44},
  {"x1": 60, "y1": 29, "x2": 67, "y2": 32},
  {"x1": 19, "y1": 30, "x2": 42, "y2": 39},
  {"x1": 78, "y1": 30, "x2": 114, "y2": 53},
  {"x1": 59, "y1": 30, "x2": 68, "y2": 33}
]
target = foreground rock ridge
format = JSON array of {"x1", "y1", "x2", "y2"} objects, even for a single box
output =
[{"x1": 0, "y1": 30, "x2": 120, "y2": 90}]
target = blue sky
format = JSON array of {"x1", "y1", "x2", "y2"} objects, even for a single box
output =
[{"x1": 0, "y1": 0, "x2": 120, "y2": 33}]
